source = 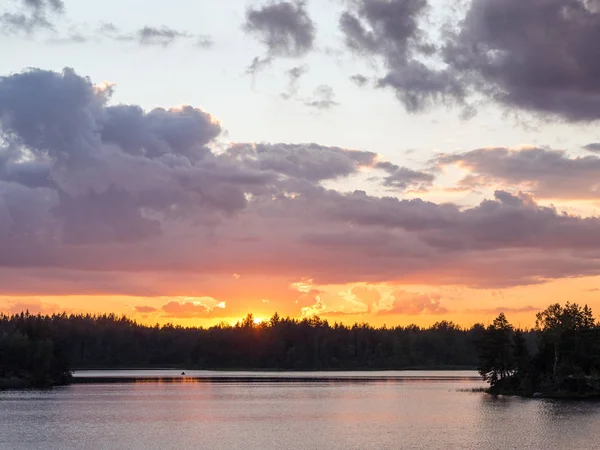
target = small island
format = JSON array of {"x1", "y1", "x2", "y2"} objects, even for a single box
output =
[{"x1": 477, "y1": 302, "x2": 600, "y2": 398}]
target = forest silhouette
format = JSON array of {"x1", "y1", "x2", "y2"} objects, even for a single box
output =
[
  {"x1": 2, "y1": 303, "x2": 600, "y2": 397},
  {"x1": 1, "y1": 311, "x2": 484, "y2": 386},
  {"x1": 478, "y1": 302, "x2": 600, "y2": 398}
]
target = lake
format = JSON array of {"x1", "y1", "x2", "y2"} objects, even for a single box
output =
[{"x1": 1, "y1": 370, "x2": 599, "y2": 449}]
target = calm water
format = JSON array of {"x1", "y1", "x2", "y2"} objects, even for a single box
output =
[{"x1": 1, "y1": 371, "x2": 599, "y2": 449}]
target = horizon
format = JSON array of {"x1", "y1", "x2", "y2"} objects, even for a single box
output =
[
  {"x1": 0, "y1": 307, "x2": 543, "y2": 330},
  {"x1": 2, "y1": 0, "x2": 600, "y2": 329}
]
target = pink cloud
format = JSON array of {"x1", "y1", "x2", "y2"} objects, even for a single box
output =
[
  {"x1": 160, "y1": 297, "x2": 227, "y2": 318},
  {"x1": 377, "y1": 291, "x2": 448, "y2": 316},
  {"x1": 1, "y1": 298, "x2": 60, "y2": 315},
  {"x1": 2, "y1": 68, "x2": 600, "y2": 303},
  {"x1": 135, "y1": 305, "x2": 158, "y2": 313}
]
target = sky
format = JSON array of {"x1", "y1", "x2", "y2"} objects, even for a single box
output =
[{"x1": 2, "y1": 0, "x2": 600, "y2": 328}]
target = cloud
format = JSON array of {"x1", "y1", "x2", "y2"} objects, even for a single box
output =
[
  {"x1": 246, "y1": 56, "x2": 273, "y2": 78},
  {"x1": 339, "y1": 0, "x2": 466, "y2": 112},
  {"x1": 465, "y1": 305, "x2": 540, "y2": 316},
  {"x1": 350, "y1": 285, "x2": 381, "y2": 305},
  {"x1": 117, "y1": 26, "x2": 194, "y2": 47},
  {"x1": 281, "y1": 65, "x2": 308, "y2": 99},
  {"x1": 335, "y1": 0, "x2": 600, "y2": 120},
  {"x1": 376, "y1": 291, "x2": 448, "y2": 315},
  {"x1": 161, "y1": 297, "x2": 226, "y2": 318},
  {"x1": 435, "y1": 147, "x2": 600, "y2": 199},
  {"x1": 0, "y1": 0, "x2": 64, "y2": 35},
  {"x1": 375, "y1": 161, "x2": 434, "y2": 191},
  {"x1": 67, "y1": 23, "x2": 206, "y2": 48},
  {"x1": 301, "y1": 294, "x2": 326, "y2": 317},
  {"x1": 0, "y1": 68, "x2": 260, "y2": 246},
  {"x1": 195, "y1": 35, "x2": 213, "y2": 49},
  {"x1": 305, "y1": 85, "x2": 338, "y2": 110},
  {"x1": 226, "y1": 142, "x2": 375, "y2": 182},
  {"x1": 4, "y1": 67, "x2": 600, "y2": 298},
  {"x1": 1, "y1": 298, "x2": 60, "y2": 315},
  {"x1": 135, "y1": 305, "x2": 158, "y2": 313},
  {"x1": 442, "y1": 0, "x2": 600, "y2": 121},
  {"x1": 583, "y1": 143, "x2": 600, "y2": 153},
  {"x1": 291, "y1": 279, "x2": 314, "y2": 293},
  {"x1": 321, "y1": 189, "x2": 600, "y2": 252},
  {"x1": 244, "y1": 1, "x2": 315, "y2": 58},
  {"x1": 350, "y1": 74, "x2": 369, "y2": 87},
  {"x1": 97, "y1": 22, "x2": 118, "y2": 35},
  {"x1": 47, "y1": 31, "x2": 88, "y2": 45}
]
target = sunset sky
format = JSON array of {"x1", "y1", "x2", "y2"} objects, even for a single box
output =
[{"x1": 2, "y1": 0, "x2": 600, "y2": 328}]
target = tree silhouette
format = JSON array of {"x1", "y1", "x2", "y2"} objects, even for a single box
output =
[
  {"x1": 476, "y1": 303, "x2": 600, "y2": 397},
  {"x1": 477, "y1": 313, "x2": 515, "y2": 387}
]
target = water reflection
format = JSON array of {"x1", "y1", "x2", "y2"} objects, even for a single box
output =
[
  {"x1": 475, "y1": 393, "x2": 600, "y2": 449},
  {"x1": 1, "y1": 376, "x2": 599, "y2": 449},
  {"x1": 73, "y1": 369, "x2": 480, "y2": 380}
]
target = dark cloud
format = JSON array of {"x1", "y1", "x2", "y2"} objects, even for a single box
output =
[
  {"x1": 337, "y1": 0, "x2": 600, "y2": 120},
  {"x1": 0, "y1": 68, "x2": 263, "y2": 245},
  {"x1": 0, "y1": 12, "x2": 51, "y2": 34},
  {"x1": 0, "y1": 0, "x2": 64, "y2": 34},
  {"x1": 23, "y1": 0, "x2": 64, "y2": 11},
  {"x1": 101, "y1": 104, "x2": 222, "y2": 159},
  {"x1": 91, "y1": 23, "x2": 204, "y2": 48},
  {"x1": 117, "y1": 26, "x2": 193, "y2": 47},
  {"x1": 53, "y1": 186, "x2": 162, "y2": 245},
  {"x1": 245, "y1": 1, "x2": 315, "y2": 58},
  {"x1": 137, "y1": 26, "x2": 191, "y2": 47},
  {"x1": 375, "y1": 161, "x2": 434, "y2": 191},
  {"x1": 281, "y1": 65, "x2": 308, "y2": 99},
  {"x1": 350, "y1": 74, "x2": 369, "y2": 87},
  {"x1": 321, "y1": 189, "x2": 600, "y2": 252},
  {"x1": 443, "y1": 0, "x2": 600, "y2": 121},
  {"x1": 435, "y1": 147, "x2": 600, "y2": 199},
  {"x1": 226, "y1": 143, "x2": 376, "y2": 182},
  {"x1": 305, "y1": 85, "x2": 338, "y2": 109},
  {"x1": 1, "y1": 3, "x2": 208, "y2": 49},
  {"x1": 246, "y1": 56, "x2": 273, "y2": 78},
  {"x1": 339, "y1": 0, "x2": 466, "y2": 112},
  {"x1": 583, "y1": 143, "x2": 600, "y2": 153},
  {"x1": 0, "y1": 67, "x2": 372, "y2": 250},
  {"x1": 4, "y1": 67, "x2": 600, "y2": 296}
]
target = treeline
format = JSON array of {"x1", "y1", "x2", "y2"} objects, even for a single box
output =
[
  {"x1": 0, "y1": 312, "x2": 72, "y2": 387},
  {"x1": 4, "y1": 303, "x2": 600, "y2": 394},
  {"x1": 0, "y1": 312, "x2": 500, "y2": 378},
  {"x1": 477, "y1": 303, "x2": 600, "y2": 398}
]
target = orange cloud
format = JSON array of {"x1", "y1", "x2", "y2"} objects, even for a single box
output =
[
  {"x1": 161, "y1": 297, "x2": 227, "y2": 318},
  {"x1": 376, "y1": 291, "x2": 448, "y2": 316},
  {"x1": 134, "y1": 305, "x2": 158, "y2": 314},
  {"x1": 1, "y1": 298, "x2": 60, "y2": 316}
]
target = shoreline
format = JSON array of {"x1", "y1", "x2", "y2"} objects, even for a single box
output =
[
  {"x1": 71, "y1": 374, "x2": 482, "y2": 385},
  {"x1": 2, "y1": 369, "x2": 482, "y2": 389},
  {"x1": 485, "y1": 387, "x2": 600, "y2": 400},
  {"x1": 71, "y1": 366, "x2": 478, "y2": 372}
]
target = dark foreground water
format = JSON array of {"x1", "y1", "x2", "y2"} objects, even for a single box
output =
[{"x1": 1, "y1": 371, "x2": 599, "y2": 449}]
